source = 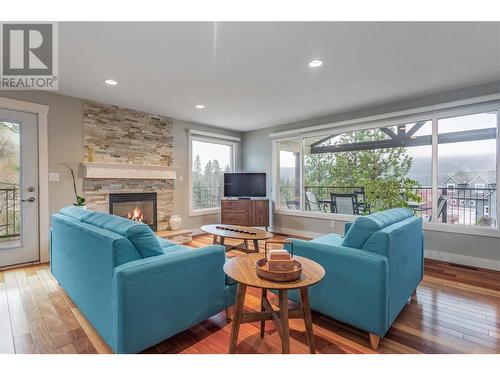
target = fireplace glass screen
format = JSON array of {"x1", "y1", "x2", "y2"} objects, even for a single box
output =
[{"x1": 109, "y1": 193, "x2": 157, "y2": 231}]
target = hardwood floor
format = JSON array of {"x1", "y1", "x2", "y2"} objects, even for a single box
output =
[{"x1": 1, "y1": 233, "x2": 499, "y2": 354}]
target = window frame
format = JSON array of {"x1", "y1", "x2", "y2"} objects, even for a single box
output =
[
  {"x1": 271, "y1": 102, "x2": 500, "y2": 238},
  {"x1": 188, "y1": 133, "x2": 238, "y2": 216}
]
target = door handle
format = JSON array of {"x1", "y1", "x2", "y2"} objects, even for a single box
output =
[{"x1": 21, "y1": 197, "x2": 36, "y2": 203}]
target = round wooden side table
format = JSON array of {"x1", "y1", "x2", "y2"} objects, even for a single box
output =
[{"x1": 223, "y1": 252, "x2": 325, "y2": 354}]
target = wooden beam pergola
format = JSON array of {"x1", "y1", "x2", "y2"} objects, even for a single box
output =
[{"x1": 310, "y1": 127, "x2": 496, "y2": 154}]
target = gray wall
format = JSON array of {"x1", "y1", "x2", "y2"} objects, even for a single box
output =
[
  {"x1": 0, "y1": 91, "x2": 241, "y2": 231},
  {"x1": 241, "y1": 81, "x2": 500, "y2": 264}
]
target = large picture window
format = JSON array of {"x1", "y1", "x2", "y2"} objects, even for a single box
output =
[
  {"x1": 189, "y1": 135, "x2": 236, "y2": 214},
  {"x1": 273, "y1": 105, "x2": 499, "y2": 231}
]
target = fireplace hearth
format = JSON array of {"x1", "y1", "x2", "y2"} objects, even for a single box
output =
[{"x1": 109, "y1": 192, "x2": 157, "y2": 231}]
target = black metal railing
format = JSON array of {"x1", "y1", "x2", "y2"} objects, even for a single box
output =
[
  {"x1": 0, "y1": 187, "x2": 20, "y2": 240},
  {"x1": 279, "y1": 184, "x2": 497, "y2": 227},
  {"x1": 192, "y1": 186, "x2": 223, "y2": 210}
]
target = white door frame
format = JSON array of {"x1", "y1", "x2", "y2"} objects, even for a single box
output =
[{"x1": 0, "y1": 97, "x2": 49, "y2": 263}]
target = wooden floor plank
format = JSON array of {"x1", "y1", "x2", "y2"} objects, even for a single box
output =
[
  {"x1": 71, "y1": 307, "x2": 112, "y2": 354},
  {"x1": 37, "y1": 299, "x2": 73, "y2": 349},
  {"x1": 4, "y1": 271, "x2": 30, "y2": 337},
  {"x1": 1, "y1": 233, "x2": 500, "y2": 354},
  {"x1": 15, "y1": 271, "x2": 42, "y2": 322},
  {"x1": 0, "y1": 312, "x2": 15, "y2": 354},
  {"x1": 29, "y1": 318, "x2": 55, "y2": 354},
  {"x1": 56, "y1": 343, "x2": 77, "y2": 354},
  {"x1": 68, "y1": 328, "x2": 97, "y2": 354},
  {"x1": 13, "y1": 333, "x2": 36, "y2": 354}
]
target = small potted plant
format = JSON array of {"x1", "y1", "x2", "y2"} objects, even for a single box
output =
[{"x1": 60, "y1": 163, "x2": 86, "y2": 208}]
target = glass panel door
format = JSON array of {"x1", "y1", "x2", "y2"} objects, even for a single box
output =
[{"x1": 0, "y1": 108, "x2": 39, "y2": 267}]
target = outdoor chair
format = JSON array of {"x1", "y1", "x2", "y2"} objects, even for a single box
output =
[
  {"x1": 305, "y1": 191, "x2": 327, "y2": 212},
  {"x1": 330, "y1": 193, "x2": 359, "y2": 215}
]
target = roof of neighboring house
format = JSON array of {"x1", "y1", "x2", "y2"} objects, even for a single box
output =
[{"x1": 441, "y1": 171, "x2": 496, "y2": 185}]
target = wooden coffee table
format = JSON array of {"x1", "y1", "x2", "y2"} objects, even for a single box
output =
[
  {"x1": 201, "y1": 224, "x2": 273, "y2": 253},
  {"x1": 223, "y1": 252, "x2": 326, "y2": 354}
]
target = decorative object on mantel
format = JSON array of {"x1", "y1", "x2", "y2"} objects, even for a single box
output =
[
  {"x1": 79, "y1": 162, "x2": 177, "y2": 180},
  {"x1": 255, "y1": 240, "x2": 302, "y2": 282},
  {"x1": 85, "y1": 146, "x2": 94, "y2": 162},
  {"x1": 59, "y1": 163, "x2": 86, "y2": 207},
  {"x1": 168, "y1": 215, "x2": 182, "y2": 230}
]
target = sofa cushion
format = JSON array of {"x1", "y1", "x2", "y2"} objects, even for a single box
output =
[
  {"x1": 342, "y1": 208, "x2": 413, "y2": 249},
  {"x1": 161, "y1": 244, "x2": 191, "y2": 254},
  {"x1": 82, "y1": 211, "x2": 164, "y2": 258},
  {"x1": 157, "y1": 237, "x2": 176, "y2": 249},
  {"x1": 59, "y1": 206, "x2": 93, "y2": 221},
  {"x1": 311, "y1": 233, "x2": 343, "y2": 247}
]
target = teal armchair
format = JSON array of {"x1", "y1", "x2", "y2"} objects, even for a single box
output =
[{"x1": 285, "y1": 208, "x2": 424, "y2": 350}]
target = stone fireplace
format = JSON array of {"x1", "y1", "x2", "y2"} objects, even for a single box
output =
[
  {"x1": 109, "y1": 192, "x2": 158, "y2": 231},
  {"x1": 82, "y1": 100, "x2": 174, "y2": 231}
]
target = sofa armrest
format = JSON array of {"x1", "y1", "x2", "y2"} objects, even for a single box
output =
[
  {"x1": 112, "y1": 245, "x2": 229, "y2": 353},
  {"x1": 287, "y1": 238, "x2": 390, "y2": 336}
]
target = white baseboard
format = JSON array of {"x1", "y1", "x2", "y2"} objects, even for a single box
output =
[{"x1": 424, "y1": 249, "x2": 500, "y2": 271}]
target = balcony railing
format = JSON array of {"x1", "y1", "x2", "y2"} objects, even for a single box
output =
[
  {"x1": 280, "y1": 185, "x2": 497, "y2": 227},
  {"x1": 192, "y1": 186, "x2": 223, "y2": 210},
  {"x1": 0, "y1": 187, "x2": 20, "y2": 240}
]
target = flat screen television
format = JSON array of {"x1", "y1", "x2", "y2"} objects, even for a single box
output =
[{"x1": 224, "y1": 173, "x2": 266, "y2": 198}]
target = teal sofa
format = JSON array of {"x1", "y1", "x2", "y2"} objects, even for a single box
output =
[
  {"x1": 50, "y1": 206, "x2": 236, "y2": 353},
  {"x1": 285, "y1": 208, "x2": 423, "y2": 350}
]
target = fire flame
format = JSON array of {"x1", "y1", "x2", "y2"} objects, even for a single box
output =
[{"x1": 127, "y1": 206, "x2": 144, "y2": 222}]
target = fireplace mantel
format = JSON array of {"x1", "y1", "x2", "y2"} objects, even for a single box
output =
[{"x1": 79, "y1": 162, "x2": 177, "y2": 180}]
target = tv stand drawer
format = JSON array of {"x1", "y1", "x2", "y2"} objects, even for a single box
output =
[{"x1": 221, "y1": 199, "x2": 269, "y2": 227}]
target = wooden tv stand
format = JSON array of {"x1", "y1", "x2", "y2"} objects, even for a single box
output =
[{"x1": 221, "y1": 198, "x2": 269, "y2": 229}]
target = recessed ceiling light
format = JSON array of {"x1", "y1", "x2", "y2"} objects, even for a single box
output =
[
  {"x1": 195, "y1": 104, "x2": 205, "y2": 109},
  {"x1": 104, "y1": 79, "x2": 118, "y2": 86},
  {"x1": 308, "y1": 59, "x2": 323, "y2": 68}
]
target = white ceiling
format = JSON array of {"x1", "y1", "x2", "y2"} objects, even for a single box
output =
[{"x1": 58, "y1": 22, "x2": 500, "y2": 132}]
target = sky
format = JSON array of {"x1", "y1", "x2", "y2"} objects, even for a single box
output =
[{"x1": 192, "y1": 140, "x2": 232, "y2": 169}]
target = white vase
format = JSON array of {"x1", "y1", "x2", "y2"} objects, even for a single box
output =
[{"x1": 169, "y1": 215, "x2": 182, "y2": 231}]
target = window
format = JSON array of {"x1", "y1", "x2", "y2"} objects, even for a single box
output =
[
  {"x1": 273, "y1": 105, "x2": 499, "y2": 231},
  {"x1": 189, "y1": 135, "x2": 237, "y2": 215},
  {"x1": 438, "y1": 112, "x2": 497, "y2": 227},
  {"x1": 277, "y1": 139, "x2": 301, "y2": 210},
  {"x1": 301, "y1": 121, "x2": 433, "y2": 219}
]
